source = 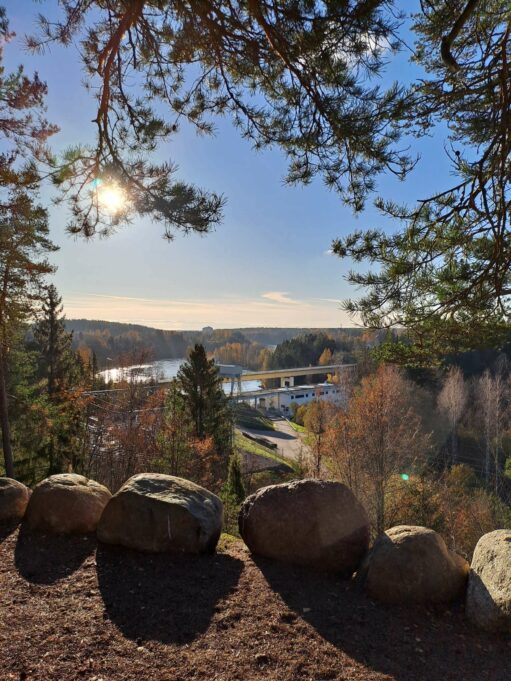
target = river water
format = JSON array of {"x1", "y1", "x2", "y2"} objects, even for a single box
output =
[{"x1": 99, "y1": 358, "x2": 262, "y2": 394}]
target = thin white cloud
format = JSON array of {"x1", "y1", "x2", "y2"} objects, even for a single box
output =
[
  {"x1": 261, "y1": 291, "x2": 300, "y2": 305},
  {"x1": 63, "y1": 292, "x2": 353, "y2": 329}
]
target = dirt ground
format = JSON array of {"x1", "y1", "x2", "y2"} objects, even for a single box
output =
[{"x1": 0, "y1": 525, "x2": 510, "y2": 681}]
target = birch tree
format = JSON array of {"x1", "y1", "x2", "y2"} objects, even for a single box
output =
[
  {"x1": 438, "y1": 367, "x2": 468, "y2": 465},
  {"x1": 476, "y1": 369, "x2": 508, "y2": 493}
]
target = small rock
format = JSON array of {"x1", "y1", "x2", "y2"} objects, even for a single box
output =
[{"x1": 255, "y1": 653, "x2": 270, "y2": 666}]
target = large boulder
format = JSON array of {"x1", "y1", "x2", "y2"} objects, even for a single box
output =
[
  {"x1": 0, "y1": 478, "x2": 30, "y2": 523},
  {"x1": 359, "y1": 525, "x2": 469, "y2": 605},
  {"x1": 24, "y1": 474, "x2": 111, "y2": 534},
  {"x1": 466, "y1": 529, "x2": 511, "y2": 634},
  {"x1": 97, "y1": 473, "x2": 223, "y2": 554},
  {"x1": 238, "y1": 479, "x2": 370, "y2": 574}
]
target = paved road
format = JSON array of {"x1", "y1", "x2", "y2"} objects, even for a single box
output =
[{"x1": 239, "y1": 417, "x2": 308, "y2": 463}]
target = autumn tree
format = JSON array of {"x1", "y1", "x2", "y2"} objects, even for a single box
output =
[
  {"x1": 318, "y1": 348, "x2": 333, "y2": 367},
  {"x1": 328, "y1": 365, "x2": 430, "y2": 535},
  {"x1": 303, "y1": 398, "x2": 335, "y2": 478},
  {"x1": 386, "y1": 464, "x2": 511, "y2": 560},
  {"x1": 154, "y1": 379, "x2": 195, "y2": 477},
  {"x1": 437, "y1": 367, "x2": 468, "y2": 465}
]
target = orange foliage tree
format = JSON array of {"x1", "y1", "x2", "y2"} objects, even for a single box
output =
[{"x1": 328, "y1": 365, "x2": 431, "y2": 535}]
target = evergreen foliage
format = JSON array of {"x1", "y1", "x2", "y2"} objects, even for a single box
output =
[
  {"x1": 270, "y1": 332, "x2": 337, "y2": 369},
  {"x1": 177, "y1": 344, "x2": 232, "y2": 452},
  {"x1": 334, "y1": 1, "x2": 511, "y2": 361},
  {"x1": 0, "y1": 189, "x2": 57, "y2": 477},
  {"x1": 225, "y1": 453, "x2": 245, "y2": 503},
  {"x1": 30, "y1": 1, "x2": 412, "y2": 236},
  {"x1": 33, "y1": 284, "x2": 80, "y2": 395},
  {"x1": 0, "y1": 7, "x2": 57, "y2": 187}
]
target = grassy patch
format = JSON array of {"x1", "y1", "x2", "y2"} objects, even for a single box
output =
[
  {"x1": 287, "y1": 420, "x2": 306, "y2": 433},
  {"x1": 218, "y1": 532, "x2": 244, "y2": 549},
  {"x1": 235, "y1": 432, "x2": 296, "y2": 470},
  {"x1": 233, "y1": 403, "x2": 274, "y2": 431}
]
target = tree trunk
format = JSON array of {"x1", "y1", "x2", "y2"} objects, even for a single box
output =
[
  {"x1": 375, "y1": 481, "x2": 385, "y2": 536},
  {"x1": 451, "y1": 425, "x2": 457, "y2": 465},
  {"x1": 0, "y1": 353, "x2": 14, "y2": 478}
]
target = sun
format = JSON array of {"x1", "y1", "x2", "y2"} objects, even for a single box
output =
[{"x1": 97, "y1": 183, "x2": 127, "y2": 214}]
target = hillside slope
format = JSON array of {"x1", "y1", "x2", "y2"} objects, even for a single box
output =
[{"x1": 1, "y1": 528, "x2": 510, "y2": 681}]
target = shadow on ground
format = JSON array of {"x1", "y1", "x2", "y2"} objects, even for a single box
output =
[
  {"x1": 254, "y1": 556, "x2": 511, "y2": 681},
  {"x1": 0, "y1": 520, "x2": 20, "y2": 544},
  {"x1": 259, "y1": 429, "x2": 295, "y2": 441},
  {"x1": 15, "y1": 526, "x2": 96, "y2": 585},
  {"x1": 96, "y1": 544, "x2": 243, "y2": 644}
]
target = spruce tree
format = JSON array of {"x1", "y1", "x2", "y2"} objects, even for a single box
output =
[
  {"x1": 177, "y1": 344, "x2": 232, "y2": 451},
  {"x1": 34, "y1": 285, "x2": 78, "y2": 396},
  {"x1": 225, "y1": 453, "x2": 245, "y2": 504}
]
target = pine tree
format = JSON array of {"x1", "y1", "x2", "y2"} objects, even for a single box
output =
[
  {"x1": 334, "y1": 1, "x2": 511, "y2": 361},
  {"x1": 0, "y1": 8, "x2": 58, "y2": 478},
  {"x1": 0, "y1": 190, "x2": 57, "y2": 477},
  {"x1": 29, "y1": 1, "x2": 412, "y2": 236},
  {"x1": 0, "y1": 8, "x2": 57, "y2": 188}
]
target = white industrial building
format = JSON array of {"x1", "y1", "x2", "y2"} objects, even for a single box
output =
[{"x1": 240, "y1": 382, "x2": 345, "y2": 415}]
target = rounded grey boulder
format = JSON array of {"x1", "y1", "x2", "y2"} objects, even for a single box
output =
[
  {"x1": 466, "y1": 529, "x2": 511, "y2": 634},
  {"x1": 238, "y1": 478, "x2": 370, "y2": 574},
  {"x1": 24, "y1": 473, "x2": 111, "y2": 534},
  {"x1": 359, "y1": 525, "x2": 469, "y2": 605},
  {"x1": 0, "y1": 477, "x2": 30, "y2": 523},
  {"x1": 97, "y1": 473, "x2": 223, "y2": 554}
]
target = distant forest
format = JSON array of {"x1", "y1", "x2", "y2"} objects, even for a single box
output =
[{"x1": 64, "y1": 319, "x2": 368, "y2": 368}]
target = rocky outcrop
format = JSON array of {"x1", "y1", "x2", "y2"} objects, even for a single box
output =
[
  {"x1": 238, "y1": 478, "x2": 370, "y2": 575},
  {"x1": 466, "y1": 529, "x2": 511, "y2": 634},
  {"x1": 97, "y1": 473, "x2": 223, "y2": 554},
  {"x1": 359, "y1": 525, "x2": 469, "y2": 605},
  {"x1": 0, "y1": 478, "x2": 30, "y2": 523},
  {"x1": 24, "y1": 474, "x2": 111, "y2": 534}
]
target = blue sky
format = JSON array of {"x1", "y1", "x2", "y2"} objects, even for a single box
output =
[{"x1": 3, "y1": 1, "x2": 453, "y2": 329}]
